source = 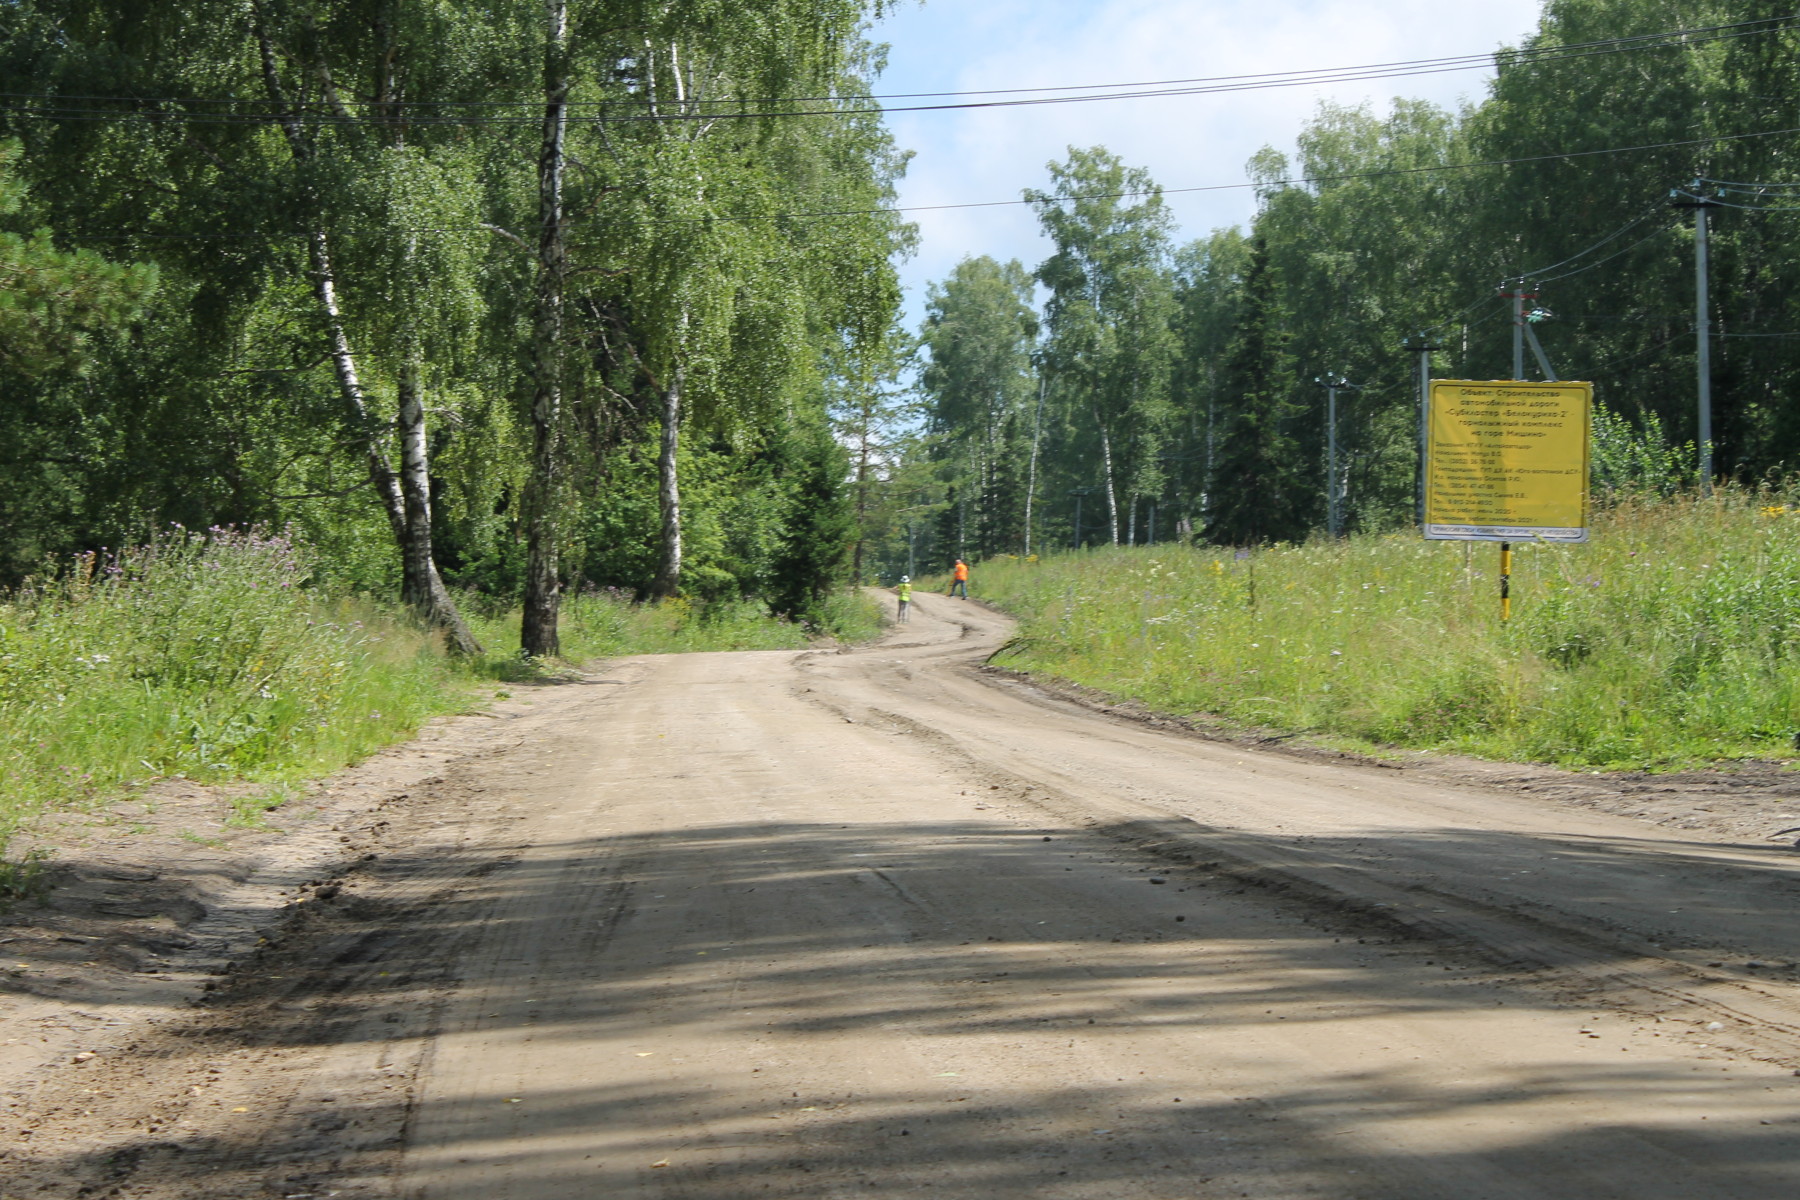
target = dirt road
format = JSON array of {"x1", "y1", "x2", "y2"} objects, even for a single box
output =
[{"x1": 7, "y1": 592, "x2": 1800, "y2": 1198}]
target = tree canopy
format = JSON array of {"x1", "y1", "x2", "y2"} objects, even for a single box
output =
[
  {"x1": 892, "y1": 1, "x2": 1800, "y2": 566},
  {"x1": 0, "y1": 0, "x2": 909, "y2": 641}
]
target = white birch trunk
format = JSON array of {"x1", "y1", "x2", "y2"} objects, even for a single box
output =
[
  {"x1": 397, "y1": 364, "x2": 481, "y2": 654},
  {"x1": 1096, "y1": 415, "x2": 1120, "y2": 545},
  {"x1": 651, "y1": 361, "x2": 685, "y2": 599},
  {"x1": 256, "y1": 10, "x2": 477, "y2": 651}
]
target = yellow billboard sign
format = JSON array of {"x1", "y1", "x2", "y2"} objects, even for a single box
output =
[{"x1": 1424, "y1": 380, "x2": 1591, "y2": 543}]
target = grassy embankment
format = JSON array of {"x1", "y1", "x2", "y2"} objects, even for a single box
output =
[
  {"x1": 966, "y1": 492, "x2": 1800, "y2": 771},
  {"x1": 0, "y1": 528, "x2": 878, "y2": 884}
]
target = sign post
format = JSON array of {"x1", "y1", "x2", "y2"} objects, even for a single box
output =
[{"x1": 1423, "y1": 380, "x2": 1592, "y2": 619}]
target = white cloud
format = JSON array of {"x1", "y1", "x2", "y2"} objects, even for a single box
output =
[{"x1": 872, "y1": 0, "x2": 1546, "y2": 325}]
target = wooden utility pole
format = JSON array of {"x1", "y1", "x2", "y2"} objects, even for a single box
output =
[{"x1": 1670, "y1": 186, "x2": 1720, "y2": 492}]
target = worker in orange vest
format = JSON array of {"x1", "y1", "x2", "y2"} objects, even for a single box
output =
[{"x1": 949, "y1": 558, "x2": 969, "y2": 599}]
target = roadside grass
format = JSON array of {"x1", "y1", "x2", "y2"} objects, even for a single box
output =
[
  {"x1": 462, "y1": 587, "x2": 879, "y2": 659},
  {"x1": 0, "y1": 528, "x2": 464, "y2": 871},
  {"x1": 0, "y1": 528, "x2": 881, "y2": 872},
  {"x1": 969, "y1": 490, "x2": 1800, "y2": 771}
]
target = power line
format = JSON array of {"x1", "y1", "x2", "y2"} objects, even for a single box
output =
[
  {"x1": 1587, "y1": 331, "x2": 1690, "y2": 374},
  {"x1": 55, "y1": 123, "x2": 1800, "y2": 244},
  {"x1": 1442, "y1": 206, "x2": 1678, "y2": 335},
  {"x1": 1695, "y1": 175, "x2": 1800, "y2": 190},
  {"x1": 0, "y1": 18, "x2": 1776, "y2": 108},
  {"x1": 1556, "y1": 313, "x2": 1686, "y2": 322},
  {"x1": 893, "y1": 123, "x2": 1800, "y2": 222},
  {"x1": 0, "y1": 17, "x2": 1786, "y2": 126},
  {"x1": 1416, "y1": 133, "x2": 1800, "y2": 331},
  {"x1": 1672, "y1": 188, "x2": 1800, "y2": 212},
  {"x1": 1422, "y1": 293, "x2": 1498, "y2": 336},
  {"x1": 37, "y1": 15, "x2": 1780, "y2": 108},
  {"x1": 1513, "y1": 203, "x2": 1665, "y2": 280},
  {"x1": 1527, "y1": 220, "x2": 1681, "y2": 286},
  {"x1": 860, "y1": 16, "x2": 1793, "y2": 101}
]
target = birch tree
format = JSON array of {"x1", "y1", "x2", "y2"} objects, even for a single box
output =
[
  {"x1": 1027, "y1": 148, "x2": 1176, "y2": 546},
  {"x1": 917, "y1": 256, "x2": 1038, "y2": 557}
]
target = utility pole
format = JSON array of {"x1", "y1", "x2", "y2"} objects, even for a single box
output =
[
  {"x1": 1068, "y1": 486, "x2": 1094, "y2": 550},
  {"x1": 1496, "y1": 282, "x2": 1538, "y2": 380},
  {"x1": 1513, "y1": 286, "x2": 1525, "y2": 380},
  {"x1": 1023, "y1": 374, "x2": 1046, "y2": 557},
  {"x1": 1495, "y1": 282, "x2": 1562, "y2": 380},
  {"x1": 1670, "y1": 185, "x2": 1721, "y2": 492},
  {"x1": 1522, "y1": 313, "x2": 1558, "y2": 381},
  {"x1": 1315, "y1": 375, "x2": 1358, "y2": 537},
  {"x1": 1401, "y1": 336, "x2": 1441, "y2": 527}
]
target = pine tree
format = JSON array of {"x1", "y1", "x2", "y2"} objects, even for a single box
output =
[
  {"x1": 1206, "y1": 237, "x2": 1308, "y2": 545},
  {"x1": 767, "y1": 421, "x2": 853, "y2": 627}
]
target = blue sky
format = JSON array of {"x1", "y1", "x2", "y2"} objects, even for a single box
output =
[{"x1": 867, "y1": 0, "x2": 1547, "y2": 327}]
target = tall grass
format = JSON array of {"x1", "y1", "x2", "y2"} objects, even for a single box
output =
[
  {"x1": 0, "y1": 528, "x2": 459, "y2": 862},
  {"x1": 0, "y1": 529, "x2": 881, "y2": 870},
  {"x1": 974, "y1": 491, "x2": 1800, "y2": 769},
  {"x1": 461, "y1": 586, "x2": 881, "y2": 658}
]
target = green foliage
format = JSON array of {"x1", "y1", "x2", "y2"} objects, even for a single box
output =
[
  {"x1": 1028, "y1": 147, "x2": 1178, "y2": 548},
  {"x1": 571, "y1": 432, "x2": 800, "y2": 603},
  {"x1": 472, "y1": 590, "x2": 813, "y2": 658},
  {"x1": 1591, "y1": 401, "x2": 1697, "y2": 498},
  {"x1": 0, "y1": 140, "x2": 157, "y2": 377},
  {"x1": 0, "y1": 137, "x2": 164, "y2": 581},
  {"x1": 905, "y1": 3, "x2": 1800, "y2": 554},
  {"x1": 1205, "y1": 236, "x2": 1306, "y2": 544},
  {"x1": 0, "y1": 1, "x2": 906, "y2": 625},
  {"x1": 975, "y1": 491, "x2": 1800, "y2": 769},
  {"x1": 0, "y1": 527, "x2": 463, "y2": 857},
  {"x1": 766, "y1": 420, "x2": 856, "y2": 625},
  {"x1": 915, "y1": 256, "x2": 1040, "y2": 558},
  {"x1": 0, "y1": 524, "x2": 869, "y2": 864}
]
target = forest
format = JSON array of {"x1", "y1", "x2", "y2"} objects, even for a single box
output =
[
  {"x1": 7, "y1": 1, "x2": 1800, "y2": 644},
  {"x1": 0, "y1": 0, "x2": 910, "y2": 655},
  {"x1": 901, "y1": 0, "x2": 1800, "y2": 570}
]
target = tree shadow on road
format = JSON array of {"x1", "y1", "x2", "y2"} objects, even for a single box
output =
[{"x1": 10, "y1": 818, "x2": 1800, "y2": 1199}]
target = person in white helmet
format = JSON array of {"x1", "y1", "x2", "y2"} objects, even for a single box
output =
[{"x1": 895, "y1": 575, "x2": 912, "y2": 623}]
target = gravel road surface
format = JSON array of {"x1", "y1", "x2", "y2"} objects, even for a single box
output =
[{"x1": 6, "y1": 591, "x2": 1800, "y2": 1198}]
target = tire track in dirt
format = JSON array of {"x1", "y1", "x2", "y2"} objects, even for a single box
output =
[{"x1": 7, "y1": 598, "x2": 1800, "y2": 1198}]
